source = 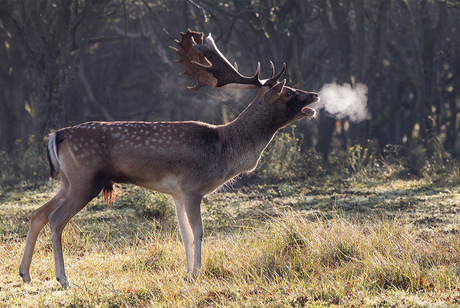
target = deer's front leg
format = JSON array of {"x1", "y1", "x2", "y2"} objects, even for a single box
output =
[
  {"x1": 184, "y1": 194, "x2": 204, "y2": 276},
  {"x1": 173, "y1": 197, "x2": 194, "y2": 273},
  {"x1": 173, "y1": 194, "x2": 203, "y2": 277}
]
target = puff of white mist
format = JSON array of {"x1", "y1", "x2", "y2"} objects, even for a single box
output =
[{"x1": 316, "y1": 83, "x2": 371, "y2": 123}]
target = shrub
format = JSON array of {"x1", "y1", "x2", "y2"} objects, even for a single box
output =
[
  {"x1": 0, "y1": 137, "x2": 48, "y2": 188},
  {"x1": 257, "y1": 125, "x2": 323, "y2": 180},
  {"x1": 135, "y1": 189, "x2": 175, "y2": 221},
  {"x1": 116, "y1": 186, "x2": 175, "y2": 222}
]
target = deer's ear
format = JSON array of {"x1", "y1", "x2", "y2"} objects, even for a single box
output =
[{"x1": 271, "y1": 80, "x2": 286, "y2": 94}]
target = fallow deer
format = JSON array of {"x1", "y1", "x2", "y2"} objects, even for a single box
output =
[{"x1": 19, "y1": 29, "x2": 319, "y2": 288}]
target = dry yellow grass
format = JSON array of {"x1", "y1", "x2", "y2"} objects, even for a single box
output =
[{"x1": 1, "y1": 177, "x2": 460, "y2": 307}]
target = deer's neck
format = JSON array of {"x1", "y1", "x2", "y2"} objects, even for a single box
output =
[{"x1": 218, "y1": 98, "x2": 280, "y2": 176}]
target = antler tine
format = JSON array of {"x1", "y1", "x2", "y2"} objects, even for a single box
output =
[
  {"x1": 269, "y1": 61, "x2": 276, "y2": 78},
  {"x1": 253, "y1": 62, "x2": 261, "y2": 82},
  {"x1": 274, "y1": 63, "x2": 286, "y2": 80},
  {"x1": 263, "y1": 63, "x2": 286, "y2": 87}
]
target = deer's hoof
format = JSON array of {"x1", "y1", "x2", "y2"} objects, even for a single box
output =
[
  {"x1": 56, "y1": 276, "x2": 70, "y2": 289},
  {"x1": 19, "y1": 271, "x2": 31, "y2": 284}
]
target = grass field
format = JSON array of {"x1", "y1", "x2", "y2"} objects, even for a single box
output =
[{"x1": 1, "y1": 168, "x2": 460, "y2": 306}]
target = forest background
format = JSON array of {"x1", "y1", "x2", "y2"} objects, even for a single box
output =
[{"x1": 1, "y1": 0, "x2": 459, "y2": 186}]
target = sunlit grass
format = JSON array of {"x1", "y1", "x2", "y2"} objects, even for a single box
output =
[{"x1": 1, "y1": 177, "x2": 460, "y2": 307}]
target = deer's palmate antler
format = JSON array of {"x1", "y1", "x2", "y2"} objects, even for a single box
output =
[
  {"x1": 170, "y1": 29, "x2": 285, "y2": 89},
  {"x1": 19, "y1": 29, "x2": 319, "y2": 288}
]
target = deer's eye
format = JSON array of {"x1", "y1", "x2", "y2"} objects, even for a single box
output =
[{"x1": 285, "y1": 91, "x2": 292, "y2": 98}]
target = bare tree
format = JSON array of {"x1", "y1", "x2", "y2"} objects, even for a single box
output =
[{"x1": 0, "y1": 0, "x2": 110, "y2": 139}]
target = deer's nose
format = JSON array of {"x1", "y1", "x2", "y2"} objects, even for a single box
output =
[{"x1": 309, "y1": 92, "x2": 319, "y2": 102}]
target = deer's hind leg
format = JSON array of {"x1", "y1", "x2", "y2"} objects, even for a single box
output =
[
  {"x1": 48, "y1": 177, "x2": 105, "y2": 288},
  {"x1": 19, "y1": 178, "x2": 69, "y2": 284}
]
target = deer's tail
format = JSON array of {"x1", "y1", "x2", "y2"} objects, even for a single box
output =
[{"x1": 47, "y1": 132, "x2": 61, "y2": 180}]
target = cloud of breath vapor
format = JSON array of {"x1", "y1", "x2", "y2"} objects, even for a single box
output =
[{"x1": 316, "y1": 83, "x2": 371, "y2": 123}]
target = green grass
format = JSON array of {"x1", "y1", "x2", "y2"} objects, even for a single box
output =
[{"x1": 1, "y1": 173, "x2": 460, "y2": 307}]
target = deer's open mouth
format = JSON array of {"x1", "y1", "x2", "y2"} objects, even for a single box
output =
[
  {"x1": 301, "y1": 106, "x2": 316, "y2": 117},
  {"x1": 301, "y1": 94, "x2": 319, "y2": 117}
]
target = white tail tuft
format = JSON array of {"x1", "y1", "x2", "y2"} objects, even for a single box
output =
[{"x1": 47, "y1": 133, "x2": 61, "y2": 179}]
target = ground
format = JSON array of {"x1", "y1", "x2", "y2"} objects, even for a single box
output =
[{"x1": 1, "y1": 173, "x2": 460, "y2": 307}]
